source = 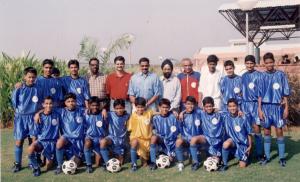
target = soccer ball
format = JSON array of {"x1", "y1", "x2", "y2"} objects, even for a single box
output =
[
  {"x1": 156, "y1": 155, "x2": 171, "y2": 169},
  {"x1": 203, "y1": 157, "x2": 219, "y2": 172},
  {"x1": 62, "y1": 160, "x2": 77, "y2": 175},
  {"x1": 106, "y1": 158, "x2": 121, "y2": 173}
]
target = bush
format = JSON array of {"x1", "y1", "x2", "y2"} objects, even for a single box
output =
[{"x1": 287, "y1": 73, "x2": 300, "y2": 126}]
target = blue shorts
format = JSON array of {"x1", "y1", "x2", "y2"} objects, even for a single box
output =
[
  {"x1": 261, "y1": 104, "x2": 285, "y2": 128},
  {"x1": 204, "y1": 136, "x2": 222, "y2": 157},
  {"x1": 14, "y1": 114, "x2": 36, "y2": 140},
  {"x1": 156, "y1": 137, "x2": 176, "y2": 157},
  {"x1": 231, "y1": 143, "x2": 249, "y2": 163},
  {"x1": 242, "y1": 101, "x2": 260, "y2": 125},
  {"x1": 106, "y1": 135, "x2": 126, "y2": 156},
  {"x1": 36, "y1": 140, "x2": 56, "y2": 161},
  {"x1": 85, "y1": 136, "x2": 102, "y2": 155},
  {"x1": 63, "y1": 137, "x2": 84, "y2": 159}
]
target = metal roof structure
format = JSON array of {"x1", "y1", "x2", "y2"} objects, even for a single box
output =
[{"x1": 219, "y1": 0, "x2": 300, "y2": 47}]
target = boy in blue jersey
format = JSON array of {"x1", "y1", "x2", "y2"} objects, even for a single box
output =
[
  {"x1": 28, "y1": 96, "x2": 60, "y2": 176},
  {"x1": 241, "y1": 55, "x2": 264, "y2": 161},
  {"x1": 11, "y1": 67, "x2": 42, "y2": 173},
  {"x1": 219, "y1": 98, "x2": 252, "y2": 171},
  {"x1": 258, "y1": 52, "x2": 290, "y2": 167},
  {"x1": 220, "y1": 60, "x2": 243, "y2": 111},
  {"x1": 175, "y1": 96, "x2": 202, "y2": 171},
  {"x1": 84, "y1": 96, "x2": 107, "y2": 173},
  {"x1": 54, "y1": 93, "x2": 86, "y2": 174},
  {"x1": 100, "y1": 99, "x2": 130, "y2": 167},
  {"x1": 149, "y1": 98, "x2": 181, "y2": 170},
  {"x1": 61, "y1": 60, "x2": 90, "y2": 108}
]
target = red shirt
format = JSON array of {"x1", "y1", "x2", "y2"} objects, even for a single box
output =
[
  {"x1": 177, "y1": 71, "x2": 201, "y2": 103},
  {"x1": 106, "y1": 72, "x2": 131, "y2": 100}
]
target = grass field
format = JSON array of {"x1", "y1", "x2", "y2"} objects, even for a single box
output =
[{"x1": 1, "y1": 128, "x2": 300, "y2": 182}]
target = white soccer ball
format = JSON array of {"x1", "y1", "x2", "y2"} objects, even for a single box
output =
[
  {"x1": 156, "y1": 155, "x2": 171, "y2": 169},
  {"x1": 62, "y1": 160, "x2": 77, "y2": 175},
  {"x1": 106, "y1": 158, "x2": 121, "y2": 173},
  {"x1": 204, "y1": 157, "x2": 219, "y2": 172}
]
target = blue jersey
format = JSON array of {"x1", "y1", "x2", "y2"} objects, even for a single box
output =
[
  {"x1": 242, "y1": 70, "x2": 262, "y2": 102},
  {"x1": 152, "y1": 113, "x2": 181, "y2": 141},
  {"x1": 107, "y1": 112, "x2": 130, "y2": 140},
  {"x1": 12, "y1": 84, "x2": 43, "y2": 115},
  {"x1": 35, "y1": 111, "x2": 60, "y2": 141},
  {"x1": 56, "y1": 108, "x2": 86, "y2": 139},
  {"x1": 61, "y1": 76, "x2": 90, "y2": 107},
  {"x1": 259, "y1": 70, "x2": 290, "y2": 104},
  {"x1": 181, "y1": 109, "x2": 202, "y2": 141},
  {"x1": 85, "y1": 113, "x2": 107, "y2": 138},
  {"x1": 223, "y1": 113, "x2": 252, "y2": 146},
  {"x1": 220, "y1": 75, "x2": 243, "y2": 105},
  {"x1": 36, "y1": 76, "x2": 64, "y2": 106}
]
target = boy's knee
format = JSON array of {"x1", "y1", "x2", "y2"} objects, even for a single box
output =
[
  {"x1": 223, "y1": 141, "x2": 231, "y2": 149},
  {"x1": 150, "y1": 136, "x2": 158, "y2": 144},
  {"x1": 56, "y1": 138, "x2": 65, "y2": 149},
  {"x1": 100, "y1": 139, "x2": 107, "y2": 148},
  {"x1": 84, "y1": 139, "x2": 92, "y2": 148},
  {"x1": 130, "y1": 139, "x2": 139, "y2": 148},
  {"x1": 176, "y1": 139, "x2": 183, "y2": 147},
  {"x1": 15, "y1": 140, "x2": 23, "y2": 147}
]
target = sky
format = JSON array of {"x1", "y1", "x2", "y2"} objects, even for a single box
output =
[{"x1": 0, "y1": 0, "x2": 297, "y2": 64}]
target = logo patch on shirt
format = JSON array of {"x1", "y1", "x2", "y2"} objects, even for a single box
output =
[
  {"x1": 144, "y1": 119, "x2": 150, "y2": 125},
  {"x1": 234, "y1": 125, "x2": 241, "y2": 132},
  {"x1": 50, "y1": 88, "x2": 56, "y2": 94},
  {"x1": 248, "y1": 82, "x2": 255, "y2": 89},
  {"x1": 273, "y1": 83, "x2": 280, "y2": 90},
  {"x1": 32, "y1": 96, "x2": 39, "y2": 103},
  {"x1": 170, "y1": 126, "x2": 177, "y2": 132},
  {"x1": 211, "y1": 118, "x2": 219, "y2": 125},
  {"x1": 52, "y1": 119, "x2": 58, "y2": 126},
  {"x1": 191, "y1": 82, "x2": 196, "y2": 88},
  {"x1": 195, "y1": 119, "x2": 201, "y2": 126},
  {"x1": 76, "y1": 116, "x2": 83, "y2": 124},
  {"x1": 96, "y1": 121, "x2": 103, "y2": 127},
  {"x1": 152, "y1": 129, "x2": 157, "y2": 134},
  {"x1": 234, "y1": 87, "x2": 240, "y2": 94},
  {"x1": 76, "y1": 88, "x2": 82, "y2": 94}
]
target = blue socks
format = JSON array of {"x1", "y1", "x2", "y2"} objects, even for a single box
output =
[
  {"x1": 28, "y1": 154, "x2": 38, "y2": 169},
  {"x1": 100, "y1": 147, "x2": 110, "y2": 163},
  {"x1": 222, "y1": 148, "x2": 229, "y2": 166},
  {"x1": 175, "y1": 146, "x2": 184, "y2": 162},
  {"x1": 264, "y1": 135, "x2": 272, "y2": 160},
  {"x1": 15, "y1": 145, "x2": 23, "y2": 164},
  {"x1": 130, "y1": 148, "x2": 137, "y2": 164},
  {"x1": 190, "y1": 145, "x2": 199, "y2": 163},
  {"x1": 254, "y1": 133, "x2": 263, "y2": 157},
  {"x1": 84, "y1": 148, "x2": 92, "y2": 166},
  {"x1": 277, "y1": 137, "x2": 285, "y2": 159},
  {"x1": 150, "y1": 144, "x2": 157, "y2": 163},
  {"x1": 56, "y1": 148, "x2": 64, "y2": 167}
]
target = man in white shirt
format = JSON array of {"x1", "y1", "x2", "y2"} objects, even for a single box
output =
[{"x1": 198, "y1": 55, "x2": 223, "y2": 110}]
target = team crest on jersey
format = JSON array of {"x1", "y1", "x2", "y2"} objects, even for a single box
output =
[
  {"x1": 248, "y1": 82, "x2": 255, "y2": 89},
  {"x1": 32, "y1": 96, "x2": 39, "y2": 103},
  {"x1": 170, "y1": 126, "x2": 177, "y2": 132},
  {"x1": 50, "y1": 87, "x2": 56, "y2": 94},
  {"x1": 96, "y1": 121, "x2": 103, "y2": 127},
  {"x1": 52, "y1": 119, "x2": 58, "y2": 126},
  {"x1": 234, "y1": 125, "x2": 241, "y2": 132},
  {"x1": 191, "y1": 82, "x2": 196, "y2": 88},
  {"x1": 144, "y1": 119, "x2": 150, "y2": 125},
  {"x1": 195, "y1": 119, "x2": 201, "y2": 126},
  {"x1": 76, "y1": 116, "x2": 83, "y2": 123},
  {"x1": 233, "y1": 87, "x2": 240, "y2": 94},
  {"x1": 76, "y1": 87, "x2": 82, "y2": 94},
  {"x1": 152, "y1": 129, "x2": 157, "y2": 134},
  {"x1": 211, "y1": 118, "x2": 219, "y2": 125},
  {"x1": 273, "y1": 83, "x2": 280, "y2": 90}
]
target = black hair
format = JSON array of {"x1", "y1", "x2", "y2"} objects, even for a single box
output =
[
  {"x1": 64, "y1": 93, "x2": 76, "y2": 101},
  {"x1": 89, "y1": 57, "x2": 100, "y2": 65},
  {"x1": 68, "y1": 59, "x2": 80, "y2": 68},
  {"x1": 158, "y1": 98, "x2": 171, "y2": 107},
  {"x1": 139, "y1": 57, "x2": 150, "y2": 64},
  {"x1": 42, "y1": 59, "x2": 54, "y2": 66},
  {"x1": 114, "y1": 56, "x2": 125, "y2": 64},
  {"x1": 263, "y1": 52, "x2": 275, "y2": 62},
  {"x1": 52, "y1": 67, "x2": 60, "y2": 75},
  {"x1": 24, "y1": 67, "x2": 37, "y2": 75},
  {"x1": 185, "y1": 96, "x2": 197, "y2": 104},
  {"x1": 224, "y1": 60, "x2": 235, "y2": 68},
  {"x1": 88, "y1": 96, "x2": 100, "y2": 105},
  {"x1": 44, "y1": 96, "x2": 53, "y2": 101},
  {"x1": 135, "y1": 97, "x2": 146, "y2": 106},
  {"x1": 244, "y1": 55, "x2": 256, "y2": 63},
  {"x1": 207, "y1": 54, "x2": 219, "y2": 64},
  {"x1": 202, "y1": 96, "x2": 214, "y2": 106},
  {"x1": 161, "y1": 59, "x2": 173, "y2": 70},
  {"x1": 113, "y1": 99, "x2": 126, "y2": 108},
  {"x1": 227, "y1": 98, "x2": 238, "y2": 106}
]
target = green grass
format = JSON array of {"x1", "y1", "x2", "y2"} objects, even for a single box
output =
[{"x1": 1, "y1": 128, "x2": 300, "y2": 182}]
